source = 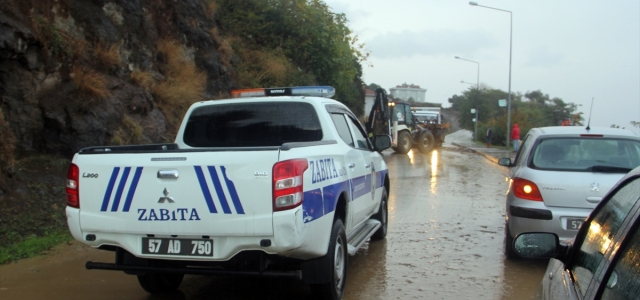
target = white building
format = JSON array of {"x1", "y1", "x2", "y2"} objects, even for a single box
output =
[{"x1": 389, "y1": 83, "x2": 427, "y2": 102}]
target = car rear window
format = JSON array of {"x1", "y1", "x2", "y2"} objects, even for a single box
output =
[
  {"x1": 530, "y1": 137, "x2": 640, "y2": 172},
  {"x1": 183, "y1": 102, "x2": 322, "y2": 147}
]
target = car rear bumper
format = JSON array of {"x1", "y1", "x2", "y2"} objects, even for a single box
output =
[{"x1": 507, "y1": 204, "x2": 593, "y2": 242}]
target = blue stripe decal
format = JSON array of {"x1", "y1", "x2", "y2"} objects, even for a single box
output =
[
  {"x1": 208, "y1": 166, "x2": 232, "y2": 214},
  {"x1": 123, "y1": 167, "x2": 143, "y2": 212},
  {"x1": 110, "y1": 167, "x2": 131, "y2": 212},
  {"x1": 221, "y1": 166, "x2": 245, "y2": 214},
  {"x1": 377, "y1": 170, "x2": 387, "y2": 189},
  {"x1": 194, "y1": 166, "x2": 218, "y2": 213},
  {"x1": 323, "y1": 181, "x2": 350, "y2": 215},
  {"x1": 303, "y1": 189, "x2": 324, "y2": 222},
  {"x1": 100, "y1": 167, "x2": 120, "y2": 212},
  {"x1": 302, "y1": 180, "x2": 350, "y2": 223},
  {"x1": 351, "y1": 174, "x2": 371, "y2": 200}
]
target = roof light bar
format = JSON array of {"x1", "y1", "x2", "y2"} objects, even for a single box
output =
[{"x1": 231, "y1": 86, "x2": 335, "y2": 98}]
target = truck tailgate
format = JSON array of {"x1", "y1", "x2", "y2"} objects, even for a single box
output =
[{"x1": 75, "y1": 151, "x2": 277, "y2": 236}]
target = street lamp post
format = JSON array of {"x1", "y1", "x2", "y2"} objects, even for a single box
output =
[
  {"x1": 469, "y1": 1, "x2": 513, "y2": 150},
  {"x1": 455, "y1": 56, "x2": 480, "y2": 142}
]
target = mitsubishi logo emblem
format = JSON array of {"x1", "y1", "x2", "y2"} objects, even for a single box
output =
[
  {"x1": 158, "y1": 188, "x2": 175, "y2": 203},
  {"x1": 590, "y1": 182, "x2": 600, "y2": 192}
]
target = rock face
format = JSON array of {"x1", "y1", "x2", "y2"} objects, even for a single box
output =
[{"x1": 0, "y1": 0, "x2": 234, "y2": 156}]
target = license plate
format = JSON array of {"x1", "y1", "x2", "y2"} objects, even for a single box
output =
[
  {"x1": 142, "y1": 238, "x2": 213, "y2": 257},
  {"x1": 566, "y1": 218, "x2": 585, "y2": 230}
]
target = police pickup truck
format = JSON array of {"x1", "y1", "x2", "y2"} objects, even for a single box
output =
[{"x1": 65, "y1": 86, "x2": 391, "y2": 299}]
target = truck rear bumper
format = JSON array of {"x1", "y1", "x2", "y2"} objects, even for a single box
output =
[
  {"x1": 86, "y1": 247, "x2": 302, "y2": 279},
  {"x1": 67, "y1": 206, "x2": 332, "y2": 260}
]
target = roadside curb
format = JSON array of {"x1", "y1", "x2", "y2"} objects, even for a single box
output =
[{"x1": 451, "y1": 142, "x2": 500, "y2": 164}]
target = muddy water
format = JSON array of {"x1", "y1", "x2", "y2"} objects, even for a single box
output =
[
  {"x1": 344, "y1": 147, "x2": 548, "y2": 300},
  {"x1": 0, "y1": 147, "x2": 548, "y2": 299}
]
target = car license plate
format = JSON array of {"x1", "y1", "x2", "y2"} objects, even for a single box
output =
[
  {"x1": 566, "y1": 218, "x2": 585, "y2": 230},
  {"x1": 142, "y1": 238, "x2": 213, "y2": 257}
]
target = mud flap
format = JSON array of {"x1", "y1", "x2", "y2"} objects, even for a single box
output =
[{"x1": 300, "y1": 255, "x2": 331, "y2": 284}]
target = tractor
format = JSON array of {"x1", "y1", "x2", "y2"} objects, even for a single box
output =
[{"x1": 365, "y1": 88, "x2": 440, "y2": 154}]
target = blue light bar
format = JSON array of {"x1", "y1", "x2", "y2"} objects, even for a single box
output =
[{"x1": 231, "y1": 86, "x2": 335, "y2": 98}]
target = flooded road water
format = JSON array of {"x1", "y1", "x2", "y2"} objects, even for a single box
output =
[
  {"x1": 0, "y1": 146, "x2": 548, "y2": 300},
  {"x1": 344, "y1": 147, "x2": 548, "y2": 300}
]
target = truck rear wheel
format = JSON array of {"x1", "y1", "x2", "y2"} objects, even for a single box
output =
[
  {"x1": 311, "y1": 218, "x2": 348, "y2": 300},
  {"x1": 137, "y1": 272, "x2": 184, "y2": 294},
  {"x1": 417, "y1": 131, "x2": 435, "y2": 154},
  {"x1": 393, "y1": 131, "x2": 412, "y2": 154}
]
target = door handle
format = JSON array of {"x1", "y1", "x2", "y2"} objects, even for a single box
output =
[
  {"x1": 365, "y1": 163, "x2": 371, "y2": 169},
  {"x1": 348, "y1": 163, "x2": 355, "y2": 168},
  {"x1": 157, "y1": 170, "x2": 179, "y2": 179}
]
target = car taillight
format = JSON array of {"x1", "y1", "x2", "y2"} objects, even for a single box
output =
[
  {"x1": 273, "y1": 159, "x2": 308, "y2": 211},
  {"x1": 512, "y1": 177, "x2": 543, "y2": 201},
  {"x1": 66, "y1": 163, "x2": 80, "y2": 208}
]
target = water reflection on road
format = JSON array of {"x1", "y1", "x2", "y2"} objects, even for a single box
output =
[{"x1": 344, "y1": 147, "x2": 547, "y2": 300}]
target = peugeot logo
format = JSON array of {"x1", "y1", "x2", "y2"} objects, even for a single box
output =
[
  {"x1": 590, "y1": 182, "x2": 600, "y2": 192},
  {"x1": 158, "y1": 188, "x2": 175, "y2": 203}
]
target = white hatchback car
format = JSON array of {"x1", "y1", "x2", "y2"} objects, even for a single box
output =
[{"x1": 498, "y1": 126, "x2": 640, "y2": 258}]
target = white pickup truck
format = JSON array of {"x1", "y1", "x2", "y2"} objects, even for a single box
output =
[{"x1": 65, "y1": 86, "x2": 391, "y2": 299}]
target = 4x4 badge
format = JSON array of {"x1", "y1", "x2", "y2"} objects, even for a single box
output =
[
  {"x1": 590, "y1": 182, "x2": 600, "y2": 192},
  {"x1": 158, "y1": 188, "x2": 175, "y2": 203}
]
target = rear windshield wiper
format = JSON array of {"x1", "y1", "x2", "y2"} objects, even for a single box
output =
[{"x1": 590, "y1": 165, "x2": 633, "y2": 173}]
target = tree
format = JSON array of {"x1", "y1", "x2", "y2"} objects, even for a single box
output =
[
  {"x1": 366, "y1": 83, "x2": 383, "y2": 92},
  {"x1": 218, "y1": 0, "x2": 367, "y2": 114},
  {"x1": 448, "y1": 88, "x2": 584, "y2": 146}
]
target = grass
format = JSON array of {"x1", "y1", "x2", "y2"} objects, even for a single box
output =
[
  {"x1": 210, "y1": 28, "x2": 233, "y2": 68},
  {"x1": 94, "y1": 41, "x2": 121, "y2": 71},
  {"x1": 0, "y1": 230, "x2": 72, "y2": 264},
  {"x1": 233, "y1": 44, "x2": 296, "y2": 88},
  {"x1": 33, "y1": 17, "x2": 72, "y2": 58},
  {"x1": 72, "y1": 65, "x2": 111, "y2": 106},
  {"x1": 153, "y1": 39, "x2": 206, "y2": 133},
  {"x1": 205, "y1": 0, "x2": 218, "y2": 19},
  {"x1": 110, "y1": 115, "x2": 144, "y2": 145},
  {"x1": 130, "y1": 69, "x2": 156, "y2": 90}
]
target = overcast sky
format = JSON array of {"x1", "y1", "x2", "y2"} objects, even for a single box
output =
[{"x1": 324, "y1": 0, "x2": 640, "y2": 133}]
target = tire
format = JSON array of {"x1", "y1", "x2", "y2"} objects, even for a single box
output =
[
  {"x1": 311, "y1": 219, "x2": 348, "y2": 300},
  {"x1": 371, "y1": 189, "x2": 388, "y2": 241},
  {"x1": 137, "y1": 272, "x2": 184, "y2": 294},
  {"x1": 504, "y1": 223, "x2": 518, "y2": 259},
  {"x1": 416, "y1": 131, "x2": 435, "y2": 154},
  {"x1": 394, "y1": 130, "x2": 412, "y2": 154}
]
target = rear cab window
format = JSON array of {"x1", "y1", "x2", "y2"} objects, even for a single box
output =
[
  {"x1": 183, "y1": 102, "x2": 322, "y2": 147},
  {"x1": 529, "y1": 138, "x2": 640, "y2": 172}
]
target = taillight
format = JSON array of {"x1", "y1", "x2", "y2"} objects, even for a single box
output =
[
  {"x1": 512, "y1": 177, "x2": 543, "y2": 201},
  {"x1": 273, "y1": 159, "x2": 308, "y2": 211},
  {"x1": 66, "y1": 163, "x2": 80, "y2": 208}
]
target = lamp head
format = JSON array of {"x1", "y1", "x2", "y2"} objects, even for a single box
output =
[
  {"x1": 455, "y1": 56, "x2": 460, "y2": 59},
  {"x1": 469, "y1": 1, "x2": 478, "y2": 6}
]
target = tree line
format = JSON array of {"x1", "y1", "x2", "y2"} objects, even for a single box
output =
[
  {"x1": 448, "y1": 87, "x2": 584, "y2": 146},
  {"x1": 217, "y1": 0, "x2": 367, "y2": 116}
]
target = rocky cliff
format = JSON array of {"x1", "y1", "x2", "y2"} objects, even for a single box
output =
[{"x1": 1, "y1": 0, "x2": 234, "y2": 159}]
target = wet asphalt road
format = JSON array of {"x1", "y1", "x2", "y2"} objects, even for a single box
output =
[{"x1": 0, "y1": 146, "x2": 549, "y2": 300}]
